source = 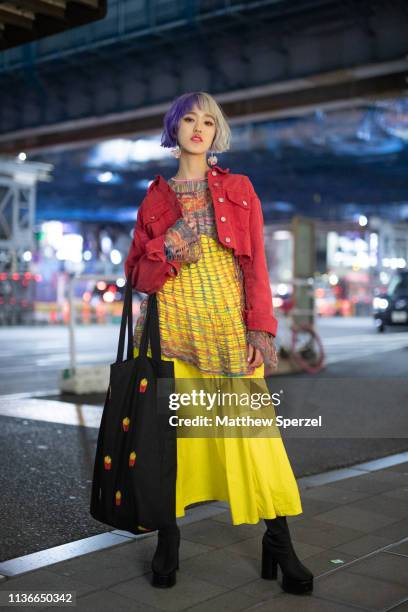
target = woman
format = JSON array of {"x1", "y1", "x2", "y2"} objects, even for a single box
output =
[{"x1": 124, "y1": 92, "x2": 313, "y2": 594}]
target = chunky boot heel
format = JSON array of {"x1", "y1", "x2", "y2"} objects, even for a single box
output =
[
  {"x1": 261, "y1": 543, "x2": 278, "y2": 579},
  {"x1": 151, "y1": 524, "x2": 180, "y2": 588},
  {"x1": 261, "y1": 516, "x2": 314, "y2": 595},
  {"x1": 152, "y1": 567, "x2": 177, "y2": 588},
  {"x1": 282, "y1": 573, "x2": 313, "y2": 595}
]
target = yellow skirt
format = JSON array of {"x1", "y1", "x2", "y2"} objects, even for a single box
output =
[{"x1": 134, "y1": 345, "x2": 303, "y2": 525}]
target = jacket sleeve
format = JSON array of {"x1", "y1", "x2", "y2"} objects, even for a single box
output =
[
  {"x1": 124, "y1": 205, "x2": 181, "y2": 293},
  {"x1": 239, "y1": 177, "x2": 278, "y2": 337}
]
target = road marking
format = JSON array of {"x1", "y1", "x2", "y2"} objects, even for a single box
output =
[
  {"x1": 325, "y1": 343, "x2": 408, "y2": 365},
  {"x1": 322, "y1": 335, "x2": 408, "y2": 345},
  {"x1": 0, "y1": 398, "x2": 102, "y2": 428},
  {"x1": 0, "y1": 389, "x2": 60, "y2": 400}
]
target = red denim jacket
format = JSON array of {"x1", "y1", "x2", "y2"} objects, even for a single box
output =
[{"x1": 124, "y1": 165, "x2": 278, "y2": 336}]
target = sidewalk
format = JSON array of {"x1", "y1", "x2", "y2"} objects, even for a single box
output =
[{"x1": 1, "y1": 456, "x2": 407, "y2": 611}]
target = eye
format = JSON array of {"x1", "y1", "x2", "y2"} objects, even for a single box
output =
[
  {"x1": 205, "y1": 121, "x2": 215, "y2": 126},
  {"x1": 184, "y1": 116, "x2": 194, "y2": 122}
]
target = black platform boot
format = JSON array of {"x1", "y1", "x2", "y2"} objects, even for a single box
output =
[
  {"x1": 262, "y1": 516, "x2": 313, "y2": 595},
  {"x1": 151, "y1": 523, "x2": 180, "y2": 588}
]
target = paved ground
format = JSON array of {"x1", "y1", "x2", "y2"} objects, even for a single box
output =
[
  {"x1": 1, "y1": 457, "x2": 407, "y2": 611},
  {"x1": 0, "y1": 318, "x2": 407, "y2": 609},
  {"x1": 1, "y1": 394, "x2": 407, "y2": 561}
]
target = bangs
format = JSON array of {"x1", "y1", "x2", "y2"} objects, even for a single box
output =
[{"x1": 161, "y1": 91, "x2": 231, "y2": 152}]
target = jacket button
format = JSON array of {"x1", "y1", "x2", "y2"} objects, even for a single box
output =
[
  {"x1": 225, "y1": 236, "x2": 231, "y2": 243},
  {"x1": 150, "y1": 215, "x2": 156, "y2": 219},
  {"x1": 218, "y1": 197, "x2": 224, "y2": 203},
  {"x1": 242, "y1": 200, "x2": 248, "y2": 206},
  {"x1": 214, "y1": 182, "x2": 220, "y2": 187},
  {"x1": 220, "y1": 216, "x2": 226, "y2": 222},
  {"x1": 212, "y1": 170, "x2": 217, "y2": 176}
]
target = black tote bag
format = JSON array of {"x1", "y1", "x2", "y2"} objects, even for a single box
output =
[{"x1": 89, "y1": 277, "x2": 177, "y2": 534}]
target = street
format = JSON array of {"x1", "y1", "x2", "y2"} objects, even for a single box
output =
[
  {"x1": 0, "y1": 316, "x2": 407, "y2": 561},
  {"x1": 1, "y1": 317, "x2": 408, "y2": 395}
]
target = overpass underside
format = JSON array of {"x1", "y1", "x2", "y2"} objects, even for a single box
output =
[{"x1": 0, "y1": 0, "x2": 407, "y2": 153}]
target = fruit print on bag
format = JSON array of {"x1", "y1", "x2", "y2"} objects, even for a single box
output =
[
  {"x1": 129, "y1": 451, "x2": 136, "y2": 467},
  {"x1": 122, "y1": 417, "x2": 130, "y2": 432},
  {"x1": 104, "y1": 455, "x2": 112, "y2": 470}
]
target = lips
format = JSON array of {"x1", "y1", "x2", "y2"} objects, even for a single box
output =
[{"x1": 191, "y1": 136, "x2": 203, "y2": 142}]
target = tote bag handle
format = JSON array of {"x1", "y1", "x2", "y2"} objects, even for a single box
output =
[
  {"x1": 139, "y1": 291, "x2": 162, "y2": 361},
  {"x1": 116, "y1": 274, "x2": 162, "y2": 363},
  {"x1": 116, "y1": 274, "x2": 134, "y2": 363}
]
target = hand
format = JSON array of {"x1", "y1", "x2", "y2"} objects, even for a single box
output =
[{"x1": 247, "y1": 343, "x2": 264, "y2": 374}]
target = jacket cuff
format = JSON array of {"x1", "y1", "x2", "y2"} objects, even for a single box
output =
[
  {"x1": 167, "y1": 261, "x2": 180, "y2": 277},
  {"x1": 145, "y1": 234, "x2": 168, "y2": 262},
  {"x1": 142, "y1": 235, "x2": 181, "y2": 279},
  {"x1": 244, "y1": 308, "x2": 278, "y2": 336}
]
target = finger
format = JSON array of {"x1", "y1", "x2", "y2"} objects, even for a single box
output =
[
  {"x1": 252, "y1": 348, "x2": 264, "y2": 368},
  {"x1": 247, "y1": 343, "x2": 254, "y2": 363},
  {"x1": 248, "y1": 346, "x2": 262, "y2": 366}
]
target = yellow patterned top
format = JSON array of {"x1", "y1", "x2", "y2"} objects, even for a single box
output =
[{"x1": 133, "y1": 176, "x2": 255, "y2": 376}]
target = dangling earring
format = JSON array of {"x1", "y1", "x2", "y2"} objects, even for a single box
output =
[
  {"x1": 207, "y1": 151, "x2": 218, "y2": 166},
  {"x1": 171, "y1": 145, "x2": 181, "y2": 159}
]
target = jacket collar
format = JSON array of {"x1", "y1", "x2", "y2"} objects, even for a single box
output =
[
  {"x1": 148, "y1": 164, "x2": 230, "y2": 195},
  {"x1": 210, "y1": 165, "x2": 230, "y2": 175}
]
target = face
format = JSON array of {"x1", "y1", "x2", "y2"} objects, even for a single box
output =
[{"x1": 176, "y1": 104, "x2": 217, "y2": 155}]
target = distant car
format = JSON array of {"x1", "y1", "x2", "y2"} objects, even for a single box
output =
[{"x1": 373, "y1": 270, "x2": 408, "y2": 332}]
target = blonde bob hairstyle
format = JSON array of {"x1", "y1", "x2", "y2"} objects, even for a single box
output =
[{"x1": 161, "y1": 91, "x2": 231, "y2": 153}]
